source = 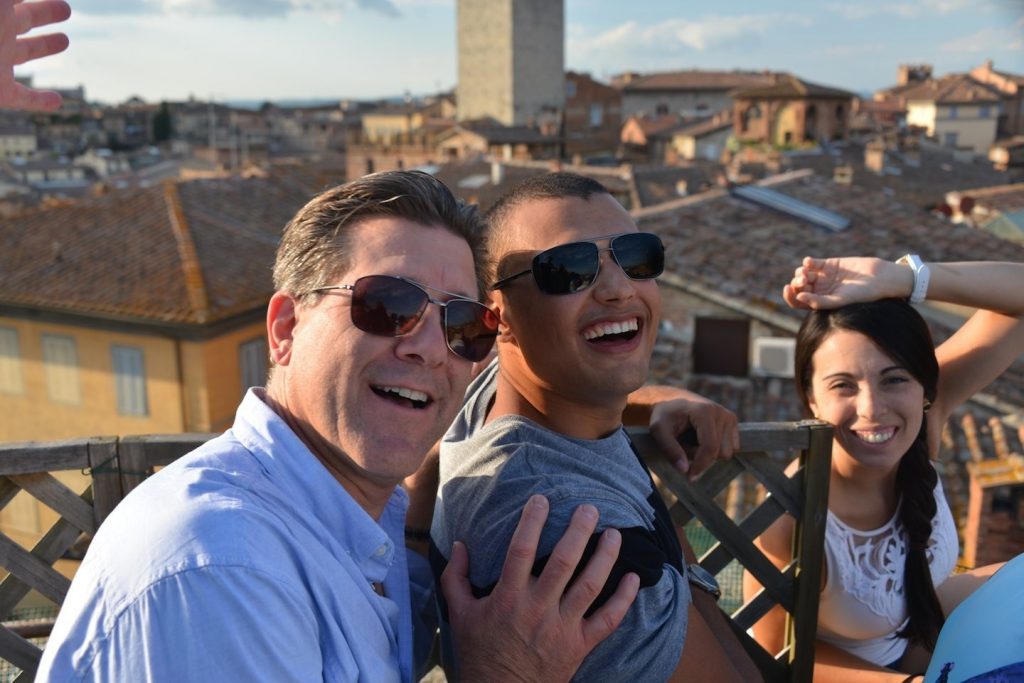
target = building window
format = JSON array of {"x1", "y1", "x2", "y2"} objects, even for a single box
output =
[
  {"x1": 0, "y1": 327, "x2": 24, "y2": 394},
  {"x1": 948, "y1": 105, "x2": 958, "y2": 120},
  {"x1": 656, "y1": 103, "x2": 670, "y2": 116},
  {"x1": 565, "y1": 80, "x2": 577, "y2": 98},
  {"x1": 979, "y1": 105, "x2": 990, "y2": 119},
  {"x1": 589, "y1": 104, "x2": 604, "y2": 127},
  {"x1": 42, "y1": 334, "x2": 81, "y2": 405},
  {"x1": 741, "y1": 105, "x2": 761, "y2": 133},
  {"x1": 692, "y1": 318, "x2": 750, "y2": 377},
  {"x1": 944, "y1": 132, "x2": 959, "y2": 148},
  {"x1": 112, "y1": 345, "x2": 148, "y2": 416},
  {"x1": 239, "y1": 337, "x2": 268, "y2": 396}
]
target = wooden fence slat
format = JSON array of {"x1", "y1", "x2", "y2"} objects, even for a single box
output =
[
  {"x1": 123, "y1": 434, "x2": 213, "y2": 469},
  {"x1": 648, "y1": 457, "x2": 796, "y2": 612},
  {"x1": 736, "y1": 453, "x2": 803, "y2": 517},
  {"x1": 0, "y1": 441, "x2": 92, "y2": 476},
  {"x1": 787, "y1": 424, "x2": 833, "y2": 680},
  {"x1": 701, "y1": 494, "x2": 787, "y2": 573},
  {"x1": 87, "y1": 439, "x2": 121, "y2": 527},
  {"x1": 117, "y1": 438, "x2": 153, "y2": 500},
  {"x1": 0, "y1": 535, "x2": 71, "y2": 606},
  {"x1": 8, "y1": 474, "x2": 96, "y2": 536},
  {"x1": 0, "y1": 491, "x2": 93, "y2": 617},
  {"x1": 732, "y1": 563, "x2": 796, "y2": 631},
  {"x1": 0, "y1": 625, "x2": 41, "y2": 676},
  {"x1": 692, "y1": 456, "x2": 746, "y2": 501},
  {"x1": 0, "y1": 478, "x2": 22, "y2": 510}
]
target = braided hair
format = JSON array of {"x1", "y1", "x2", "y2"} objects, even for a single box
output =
[{"x1": 794, "y1": 299, "x2": 944, "y2": 651}]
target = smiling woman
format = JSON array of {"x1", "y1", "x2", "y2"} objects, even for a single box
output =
[{"x1": 745, "y1": 255, "x2": 1024, "y2": 683}]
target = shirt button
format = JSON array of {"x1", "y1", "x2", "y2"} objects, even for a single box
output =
[{"x1": 375, "y1": 545, "x2": 388, "y2": 557}]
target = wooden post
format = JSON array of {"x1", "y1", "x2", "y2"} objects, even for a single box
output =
[
  {"x1": 87, "y1": 438, "x2": 121, "y2": 527},
  {"x1": 788, "y1": 422, "x2": 832, "y2": 683}
]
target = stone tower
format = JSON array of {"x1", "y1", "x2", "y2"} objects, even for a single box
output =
[{"x1": 456, "y1": 0, "x2": 564, "y2": 127}]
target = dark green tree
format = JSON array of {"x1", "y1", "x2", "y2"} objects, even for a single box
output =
[{"x1": 152, "y1": 101, "x2": 173, "y2": 142}]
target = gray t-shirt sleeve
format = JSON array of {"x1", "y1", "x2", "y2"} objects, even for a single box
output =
[{"x1": 450, "y1": 470, "x2": 689, "y2": 683}]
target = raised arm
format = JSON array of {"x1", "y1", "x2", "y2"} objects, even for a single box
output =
[
  {"x1": 0, "y1": 0, "x2": 71, "y2": 112},
  {"x1": 785, "y1": 257, "x2": 1024, "y2": 445}
]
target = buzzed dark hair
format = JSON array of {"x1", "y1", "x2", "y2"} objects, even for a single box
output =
[{"x1": 483, "y1": 172, "x2": 612, "y2": 286}]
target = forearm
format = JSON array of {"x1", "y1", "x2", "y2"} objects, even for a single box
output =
[
  {"x1": 813, "y1": 640, "x2": 915, "y2": 682},
  {"x1": 624, "y1": 384, "x2": 698, "y2": 425},
  {"x1": 907, "y1": 261, "x2": 1024, "y2": 316}
]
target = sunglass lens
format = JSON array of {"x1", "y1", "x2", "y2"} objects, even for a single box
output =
[
  {"x1": 350, "y1": 276, "x2": 427, "y2": 336},
  {"x1": 614, "y1": 233, "x2": 664, "y2": 279},
  {"x1": 533, "y1": 242, "x2": 600, "y2": 294},
  {"x1": 445, "y1": 301, "x2": 499, "y2": 362}
]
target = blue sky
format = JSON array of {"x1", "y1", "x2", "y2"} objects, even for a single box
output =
[{"x1": 15, "y1": 0, "x2": 1024, "y2": 105}]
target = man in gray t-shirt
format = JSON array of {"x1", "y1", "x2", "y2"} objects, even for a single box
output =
[{"x1": 431, "y1": 173, "x2": 762, "y2": 682}]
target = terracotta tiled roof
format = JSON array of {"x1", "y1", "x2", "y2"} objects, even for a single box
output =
[
  {"x1": 621, "y1": 70, "x2": 775, "y2": 92},
  {"x1": 632, "y1": 115, "x2": 688, "y2": 139},
  {"x1": 733, "y1": 74, "x2": 855, "y2": 100},
  {"x1": 635, "y1": 170, "x2": 1024, "y2": 409},
  {"x1": 902, "y1": 74, "x2": 1001, "y2": 105},
  {"x1": 0, "y1": 174, "x2": 319, "y2": 328},
  {"x1": 430, "y1": 158, "x2": 634, "y2": 213},
  {"x1": 783, "y1": 140, "x2": 1009, "y2": 210},
  {"x1": 632, "y1": 163, "x2": 720, "y2": 207},
  {"x1": 450, "y1": 119, "x2": 557, "y2": 145},
  {"x1": 673, "y1": 109, "x2": 734, "y2": 138}
]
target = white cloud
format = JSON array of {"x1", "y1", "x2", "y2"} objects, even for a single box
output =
[
  {"x1": 76, "y1": 0, "x2": 402, "y2": 19},
  {"x1": 571, "y1": 13, "x2": 812, "y2": 59},
  {"x1": 824, "y1": 0, "x2": 991, "y2": 20},
  {"x1": 941, "y1": 25, "x2": 1024, "y2": 53},
  {"x1": 819, "y1": 43, "x2": 887, "y2": 57}
]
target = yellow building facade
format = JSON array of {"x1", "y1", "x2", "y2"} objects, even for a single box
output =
[{"x1": 0, "y1": 313, "x2": 268, "y2": 557}]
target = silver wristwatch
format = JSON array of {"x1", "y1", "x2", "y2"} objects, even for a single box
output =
[{"x1": 687, "y1": 563, "x2": 721, "y2": 601}]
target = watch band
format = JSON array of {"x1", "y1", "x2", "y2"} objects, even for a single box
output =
[
  {"x1": 896, "y1": 254, "x2": 930, "y2": 304},
  {"x1": 686, "y1": 563, "x2": 721, "y2": 601}
]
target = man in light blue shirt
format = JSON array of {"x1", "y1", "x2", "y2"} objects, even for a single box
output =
[{"x1": 37, "y1": 171, "x2": 639, "y2": 682}]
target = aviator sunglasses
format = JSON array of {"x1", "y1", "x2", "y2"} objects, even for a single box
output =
[
  {"x1": 491, "y1": 232, "x2": 665, "y2": 295},
  {"x1": 308, "y1": 275, "x2": 498, "y2": 362}
]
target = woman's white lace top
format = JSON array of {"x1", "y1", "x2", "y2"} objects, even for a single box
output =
[{"x1": 816, "y1": 477, "x2": 958, "y2": 666}]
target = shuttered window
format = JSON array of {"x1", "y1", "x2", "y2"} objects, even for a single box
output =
[
  {"x1": 42, "y1": 334, "x2": 81, "y2": 405},
  {"x1": 239, "y1": 337, "x2": 268, "y2": 397},
  {"x1": 0, "y1": 327, "x2": 24, "y2": 394},
  {"x1": 112, "y1": 345, "x2": 148, "y2": 416}
]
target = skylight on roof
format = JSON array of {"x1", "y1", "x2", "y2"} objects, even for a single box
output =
[{"x1": 732, "y1": 184, "x2": 851, "y2": 232}]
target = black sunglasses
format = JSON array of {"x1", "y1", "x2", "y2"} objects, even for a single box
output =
[
  {"x1": 309, "y1": 275, "x2": 498, "y2": 362},
  {"x1": 491, "y1": 232, "x2": 665, "y2": 295}
]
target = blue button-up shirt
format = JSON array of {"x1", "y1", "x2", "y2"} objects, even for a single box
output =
[{"x1": 38, "y1": 389, "x2": 432, "y2": 682}]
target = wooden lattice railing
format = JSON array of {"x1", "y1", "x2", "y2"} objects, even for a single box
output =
[
  {"x1": 631, "y1": 420, "x2": 833, "y2": 683},
  {"x1": 0, "y1": 435, "x2": 214, "y2": 681},
  {"x1": 0, "y1": 422, "x2": 831, "y2": 682}
]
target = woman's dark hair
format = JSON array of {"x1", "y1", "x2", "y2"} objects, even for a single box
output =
[{"x1": 794, "y1": 299, "x2": 944, "y2": 651}]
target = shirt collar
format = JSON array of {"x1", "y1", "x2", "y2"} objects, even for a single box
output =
[{"x1": 231, "y1": 388, "x2": 405, "y2": 582}]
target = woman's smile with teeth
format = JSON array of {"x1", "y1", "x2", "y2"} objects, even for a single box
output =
[{"x1": 854, "y1": 427, "x2": 897, "y2": 444}]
